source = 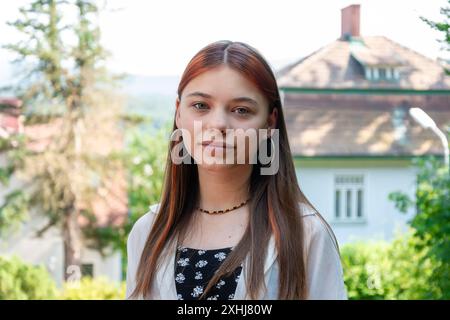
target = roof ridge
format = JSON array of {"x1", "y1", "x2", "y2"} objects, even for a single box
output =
[
  {"x1": 277, "y1": 35, "x2": 450, "y2": 89},
  {"x1": 276, "y1": 39, "x2": 342, "y2": 78},
  {"x1": 367, "y1": 35, "x2": 441, "y2": 67}
]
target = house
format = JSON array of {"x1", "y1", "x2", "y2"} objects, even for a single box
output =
[
  {"x1": 277, "y1": 4, "x2": 450, "y2": 244},
  {"x1": 0, "y1": 97, "x2": 127, "y2": 286}
]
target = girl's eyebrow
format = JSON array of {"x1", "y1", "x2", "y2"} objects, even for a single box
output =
[{"x1": 185, "y1": 91, "x2": 259, "y2": 106}]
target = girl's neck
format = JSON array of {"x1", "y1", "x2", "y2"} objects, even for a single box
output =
[{"x1": 197, "y1": 164, "x2": 252, "y2": 211}]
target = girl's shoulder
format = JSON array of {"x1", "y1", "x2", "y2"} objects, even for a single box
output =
[
  {"x1": 133, "y1": 203, "x2": 160, "y2": 231},
  {"x1": 299, "y1": 202, "x2": 317, "y2": 217},
  {"x1": 299, "y1": 202, "x2": 340, "y2": 254},
  {"x1": 127, "y1": 203, "x2": 161, "y2": 252}
]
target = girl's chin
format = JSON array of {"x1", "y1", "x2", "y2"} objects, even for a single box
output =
[
  {"x1": 195, "y1": 156, "x2": 235, "y2": 167},
  {"x1": 192, "y1": 154, "x2": 247, "y2": 168},
  {"x1": 197, "y1": 163, "x2": 237, "y2": 172}
]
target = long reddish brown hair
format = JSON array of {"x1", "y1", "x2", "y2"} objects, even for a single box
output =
[{"x1": 131, "y1": 40, "x2": 339, "y2": 299}]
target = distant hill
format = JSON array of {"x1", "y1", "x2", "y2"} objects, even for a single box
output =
[
  {"x1": 121, "y1": 75, "x2": 178, "y2": 128},
  {"x1": 122, "y1": 74, "x2": 180, "y2": 96},
  {"x1": 0, "y1": 73, "x2": 178, "y2": 131}
]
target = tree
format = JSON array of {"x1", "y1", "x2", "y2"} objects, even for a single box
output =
[
  {"x1": 388, "y1": 0, "x2": 450, "y2": 299},
  {"x1": 82, "y1": 121, "x2": 170, "y2": 279},
  {"x1": 389, "y1": 157, "x2": 450, "y2": 299},
  {"x1": 1, "y1": 0, "x2": 126, "y2": 280},
  {"x1": 421, "y1": 0, "x2": 450, "y2": 74}
]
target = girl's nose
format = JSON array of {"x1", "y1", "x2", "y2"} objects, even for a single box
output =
[{"x1": 205, "y1": 107, "x2": 230, "y2": 134}]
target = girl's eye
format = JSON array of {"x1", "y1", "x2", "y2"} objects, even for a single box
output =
[
  {"x1": 192, "y1": 102, "x2": 209, "y2": 110},
  {"x1": 234, "y1": 107, "x2": 250, "y2": 115}
]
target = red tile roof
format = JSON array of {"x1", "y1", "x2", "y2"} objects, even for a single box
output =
[
  {"x1": 1, "y1": 99, "x2": 127, "y2": 228},
  {"x1": 0, "y1": 97, "x2": 22, "y2": 109},
  {"x1": 277, "y1": 36, "x2": 450, "y2": 90},
  {"x1": 0, "y1": 97, "x2": 23, "y2": 138},
  {"x1": 283, "y1": 93, "x2": 449, "y2": 157},
  {"x1": 277, "y1": 36, "x2": 450, "y2": 157},
  {"x1": 24, "y1": 118, "x2": 128, "y2": 227}
]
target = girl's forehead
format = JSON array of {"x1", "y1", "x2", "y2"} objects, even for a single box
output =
[{"x1": 182, "y1": 66, "x2": 267, "y2": 104}]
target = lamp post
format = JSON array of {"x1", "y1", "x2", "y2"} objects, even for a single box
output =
[{"x1": 409, "y1": 107, "x2": 449, "y2": 168}]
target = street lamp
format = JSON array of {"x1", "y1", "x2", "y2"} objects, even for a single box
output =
[{"x1": 409, "y1": 107, "x2": 449, "y2": 168}]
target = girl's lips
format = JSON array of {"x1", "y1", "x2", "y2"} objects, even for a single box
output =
[{"x1": 200, "y1": 141, "x2": 235, "y2": 148}]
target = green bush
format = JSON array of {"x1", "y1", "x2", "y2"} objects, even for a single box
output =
[
  {"x1": 59, "y1": 277, "x2": 126, "y2": 300},
  {"x1": 341, "y1": 231, "x2": 439, "y2": 299},
  {"x1": 0, "y1": 255, "x2": 58, "y2": 300},
  {"x1": 389, "y1": 157, "x2": 450, "y2": 298},
  {"x1": 341, "y1": 241, "x2": 389, "y2": 299}
]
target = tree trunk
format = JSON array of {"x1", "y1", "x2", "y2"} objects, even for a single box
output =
[{"x1": 62, "y1": 207, "x2": 83, "y2": 281}]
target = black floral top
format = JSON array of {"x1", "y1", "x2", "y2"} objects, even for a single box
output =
[{"x1": 174, "y1": 245, "x2": 243, "y2": 300}]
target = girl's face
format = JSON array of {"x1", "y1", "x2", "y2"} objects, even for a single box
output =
[{"x1": 175, "y1": 65, "x2": 278, "y2": 170}]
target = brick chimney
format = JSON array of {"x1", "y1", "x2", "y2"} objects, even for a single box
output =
[{"x1": 341, "y1": 4, "x2": 360, "y2": 40}]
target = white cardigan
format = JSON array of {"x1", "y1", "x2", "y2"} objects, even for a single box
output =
[{"x1": 126, "y1": 203, "x2": 348, "y2": 300}]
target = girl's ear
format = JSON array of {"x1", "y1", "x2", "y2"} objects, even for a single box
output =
[
  {"x1": 175, "y1": 98, "x2": 181, "y2": 128},
  {"x1": 267, "y1": 107, "x2": 278, "y2": 136}
]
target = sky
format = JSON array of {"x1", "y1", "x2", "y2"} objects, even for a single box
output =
[{"x1": 0, "y1": 0, "x2": 449, "y2": 83}]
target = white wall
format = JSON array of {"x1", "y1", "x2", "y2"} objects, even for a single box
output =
[
  {"x1": 295, "y1": 163, "x2": 417, "y2": 246},
  {"x1": 0, "y1": 210, "x2": 66, "y2": 286},
  {"x1": 82, "y1": 249, "x2": 122, "y2": 283},
  {"x1": 0, "y1": 212, "x2": 123, "y2": 286}
]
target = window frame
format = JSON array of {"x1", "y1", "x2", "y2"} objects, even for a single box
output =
[{"x1": 332, "y1": 173, "x2": 367, "y2": 224}]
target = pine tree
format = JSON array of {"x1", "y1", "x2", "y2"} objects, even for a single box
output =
[{"x1": 1, "y1": 0, "x2": 126, "y2": 280}]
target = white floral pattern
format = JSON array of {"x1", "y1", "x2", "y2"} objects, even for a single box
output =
[
  {"x1": 191, "y1": 285, "x2": 204, "y2": 298},
  {"x1": 175, "y1": 273, "x2": 185, "y2": 284},
  {"x1": 177, "y1": 257, "x2": 190, "y2": 267},
  {"x1": 195, "y1": 260, "x2": 208, "y2": 268},
  {"x1": 175, "y1": 246, "x2": 242, "y2": 300},
  {"x1": 214, "y1": 252, "x2": 227, "y2": 261},
  {"x1": 215, "y1": 279, "x2": 226, "y2": 289}
]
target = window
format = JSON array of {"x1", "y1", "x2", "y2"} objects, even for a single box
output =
[
  {"x1": 385, "y1": 68, "x2": 392, "y2": 79},
  {"x1": 335, "y1": 190, "x2": 341, "y2": 218},
  {"x1": 393, "y1": 68, "x2": 400, "y2": 79},
  {"x1": 365, "y1": 67, "x2": 372, "y2": 80},
  {"x1": 372, "y1": 67, "x2": 379, "y2": 80},
  {"x1": 357, "y1": 189, "x2": 363, "y2": 217},
  {"x1": 365, "y1": 67, "x2": 399, "y2": 81},
  {"x1": 346, "y1": 190, "x2": 352, "y2": 217},
  {"x1": 378, "y1": 68, "x2": 386, "y2": 79},
  {"x1": 334, "y1": 174, "x2": 365, "y2": 222},
  {"x1": 81, "y1": 263, "x2": 94, "y2": 277}
]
